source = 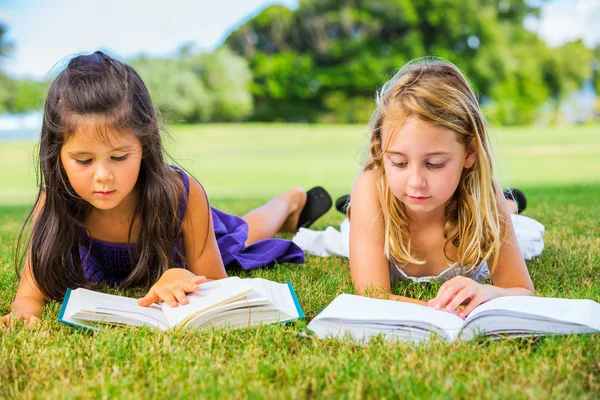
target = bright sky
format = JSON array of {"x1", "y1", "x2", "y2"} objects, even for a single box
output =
[
  {"x1": 1, "y1": 0, "x2": 598, "y2": 80},
  {"x1": 0, "y1": 0, "x2": 298, "y2": 79}
]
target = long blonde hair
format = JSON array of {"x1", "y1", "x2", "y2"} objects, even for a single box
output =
[{"x1": 364, "y1": 58, "x2": 505, "y2": 273}]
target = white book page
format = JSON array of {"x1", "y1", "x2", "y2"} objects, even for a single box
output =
[
  {"x1": 185, "y1": 292, "x2": 270, "y2": 328},
  {"x1": 465, "y1": 296, "x2": 600, "y2": 330},
  {"x1": 245, "y1": 278, "x2": 299, "y2": 318},
  {"x1": 161, "y1": 277, "x2": 254, "y2": 327},
  {"x1": 313, "y1": 294, "x2": 464, "y2": 337},
  {"x1": 64, "y1": 288, "x2": 168, "y2": 330},
  {"x1": 310, "y1": 319, "x2": 434, "y2": 343}
]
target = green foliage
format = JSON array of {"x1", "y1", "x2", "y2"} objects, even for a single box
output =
[
  {"x1": 543, "y1": 39, "x2": 593, "y2": 100},
  {"x1": 131, "y1": 57, "x2": 213, "y2": 123},
  {"x1": 130, "y1": 48, "x2": 254, "y2": 123},
  {"x1": 0, "y1": 48, "x2": 253, "y2": 123},
  {"x1": 0, "y1": 21, "x2": 46, "y2": 115},
  {"x1": 225, "y1": 0, "x2": 595, "y2": 125},
  {"x1": 592, "y1": 44, "x2": 600, "y2": 116},
  {"x1": 6, "y1": 79, "x2": 47, "y2": 113},
  {"x1": 0, "y1": 73, "x2": 12, "y2": 114},
  {"x1": 593, "y1": 44, "x2": 600, "y2": 95},
  {"x1": 185, "y1": 48, "x2": 254, "y2": 122}
]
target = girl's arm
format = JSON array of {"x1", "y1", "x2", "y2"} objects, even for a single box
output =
[
  {"x1": 349, "y1": 170, "x2": 427, "y2": 305},
  {"x1": 2, "y1": 193, "x2": 47, "y2": 328},
  {"x1": 138, "y1": 177, "x2": 227, "y2": 307},
  {"x1": 430, "y1": 185, "x2": 535, "y2": 317},
  {"x1": 180, "y1": 177, "x2": 227, "y2": 280}
]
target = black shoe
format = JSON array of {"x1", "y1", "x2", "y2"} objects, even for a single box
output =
[
  {"x1": 503, "y1": 188, "x2": 527, "y2": 214},
  {"x1": 297, "y1": 187, "x2": 332, "y2": 229},
  {"x1": 335, "y1": 194, "x2": 351, "y2": 215}
]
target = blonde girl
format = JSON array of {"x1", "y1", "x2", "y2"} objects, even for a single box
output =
[{"x1": 349, "y1": 58, "x2": 534, "y2": 318}]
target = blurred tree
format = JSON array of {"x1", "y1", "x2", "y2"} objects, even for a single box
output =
[
  {"x1": 130, "y1": 48, "x2": 253, "y2": 123},
  {"x1": 0, "y1": 22, "x2": 15, "y2": 113},
  {"x1": 593, "y1": 44, "x2": 600, "y2": 95},
  {"x1": 0, "y1": 22, "x2": 48, "y2": 115},
  {"x1": 541, "y1": 39, "x2": 593, "y2": 122},
  {"x1": 592, "y1": 44, "x2": 600, "y2": 117},
  {"x1": 225, "y1": 0, "x2": 594, "y2": 124},
  {"x1": 184, "y1": 47, "x2": 254, "y2": 121},
  {"x1": 5, "y1": 79, "x2": 47, "y2": 113},
  {"x1": 131, "y1": 57, "x2": 213, "y2": 123}
]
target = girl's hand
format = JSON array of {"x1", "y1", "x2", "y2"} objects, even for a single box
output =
[
  {"x1": 1, "y1": 297, "x2": 44, "y2": 330},
  {"x1": 2, "y1": 312, "x2": 40, "y2": 330},
  {"x1": 428, "y1": 276, "x2": 498, "y2": 319},
  {"x1": 137, "y1": 268, "x2": 206, "y2": 308}
]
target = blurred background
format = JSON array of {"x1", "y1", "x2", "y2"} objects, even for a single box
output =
[{"x1": 0, "y1": 0, "x2": 598, "y2": 204}]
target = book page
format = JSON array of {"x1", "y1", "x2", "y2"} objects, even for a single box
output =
[
  {"x1": 184, "y1": 278, "x2": 301, "y2": 329},
  {"x1": 62, "y1": 288, "x2": 169, "y2": 330},
  {"x1": 312, "y1": 294, "x2": 465, "y2": 339},
  {"x1": 466, "y1": 296, "x2": 600, "y2": 330},
  {"x1": 244, "y1": 278, "x2": 300, "y2": 318},
  {"x1": 161, "y1": 277, "x2": 254, "y2": 327}
]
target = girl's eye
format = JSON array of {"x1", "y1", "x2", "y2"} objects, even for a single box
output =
[
  {"x1": 112, "y1": 155, "x2": 128, "y2": 162},
  {"x1": 427, "y1": 162, "x2": 445, "y2": 169},
  {"x1": 75, "y1": 159, "x2": 92, "y2": 165},
  {"x1": 391, "y1": 162, "x2": 407, "y2": 168}
]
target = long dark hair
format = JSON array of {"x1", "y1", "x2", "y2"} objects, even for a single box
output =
[{"x1": 14, "y1": 51, "x2": 184, "y2": 300}]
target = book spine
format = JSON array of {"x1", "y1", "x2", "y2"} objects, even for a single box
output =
[
  {"x1": 57, "y1": 288, "x2": 100, "y2": 332},
  {"x1": 286, "y1": 282, "x2": 304, "y2": 319},
  {"x1": 57, "y1": 288, "x2": 72, "y2": 323}
]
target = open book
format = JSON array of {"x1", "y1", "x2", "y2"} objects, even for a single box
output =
[
  {"x1": 59, "y1": 277, "x2": 303, "y2": 331},
  {"x1": 307, "y1": 294, "x2": 600, "y2": 342}
]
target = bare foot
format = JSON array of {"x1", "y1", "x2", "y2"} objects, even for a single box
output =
[
  {"x1": 506, "y1": 199, "x2": 519, "y2": 214},
  {"x1": 279, "y1": 187, "x2": 307, "y2": 232}
]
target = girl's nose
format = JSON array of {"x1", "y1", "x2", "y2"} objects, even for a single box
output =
[
  {"x1": 95, "y1": 164, "x2": 113, "y2": 183},
  {"x1": 408, "y1": 167, "x2": 426, "y2": 189}
]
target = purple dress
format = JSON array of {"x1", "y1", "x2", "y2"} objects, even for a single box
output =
[{"x1": 80, "y1": 166, "x2": 304, "y2": 285}]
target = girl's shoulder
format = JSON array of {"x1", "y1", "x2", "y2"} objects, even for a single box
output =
[
  {"x1": 349, "y1": 169, "x2": 383, "y2": 220},
  {"x1": 352, "y1": 169, "x2": 381, "y2": 193},
  {"x1": 168, "y1": 165, "x2": 209, "y2": 217}
]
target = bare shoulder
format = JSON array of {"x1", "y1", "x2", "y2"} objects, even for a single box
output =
[
  {"x1": 349, "y1": 170, "x2": 382, "y2": 217},
  {"x1": 353, "y1": 169, "x2": 381, "y2": 192},
  {"x1": 183, "y1": 174, "x2": 210, "y2": 222}
]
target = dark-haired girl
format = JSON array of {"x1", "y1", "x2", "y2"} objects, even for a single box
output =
[{"x1": 3, "y1": 51, "x2": 330, "y2": 327}]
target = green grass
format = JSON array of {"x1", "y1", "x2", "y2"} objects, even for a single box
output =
[{"x1": 1, "y1": 123, "x2": 600, "y2": 399}]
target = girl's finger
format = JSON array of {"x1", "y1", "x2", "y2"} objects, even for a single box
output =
[
  {"x1": 137, "y1": 289, "x2": 160, "y2": 307},
  {"x1": 171, "y1": 285, "x2": 189, "y2": 305},
  {"x1": 458, "y1": 292, "x2": 486, "y2": 319},
  {"x1": 26, "y1": 316, "x2": 40, "y2": 329},
  {"x1": 1, "y1": 314, "x2": 10, "y2": 330},
  {"x1": 433, "y1": 282, "x2": 463, "y2": 309},
  {"x1": 431, "y1": 276, "x2": 464, "y2": 308},
  {"x1": 181, "y1": 281, "x2": 200, "y2": 293},
  {"x1": 157, "y1": 288, "x2": 178, "y2": 308},
  {"x1": 433, "y1": 280, "x2": 452, "y2": 302},
  {"x1": 190, "y1": 275, "x2": 206, "y2": 285},
  {"x1": 444, "y1": 287, "x2": 476, "y2": 312}
]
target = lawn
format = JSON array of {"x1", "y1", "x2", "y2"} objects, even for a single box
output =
[{"x1": 1, "y1": 123, "x2": 599, "y2": 399}]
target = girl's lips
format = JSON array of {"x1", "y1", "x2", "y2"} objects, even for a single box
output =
[
  {"x1": 408, "y1": 196, "x2": 430, "y2": 201},
  {"x1": 94, "y1": 190, "x2": 116, "y2": 198}
]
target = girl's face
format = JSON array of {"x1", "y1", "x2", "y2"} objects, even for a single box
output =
[
  {"x1": 59, "y1": 118, "x2": 143, "y2": 213},
  {"x1": 382, "y1": 117, "x2": 475, "y2": 219}
]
